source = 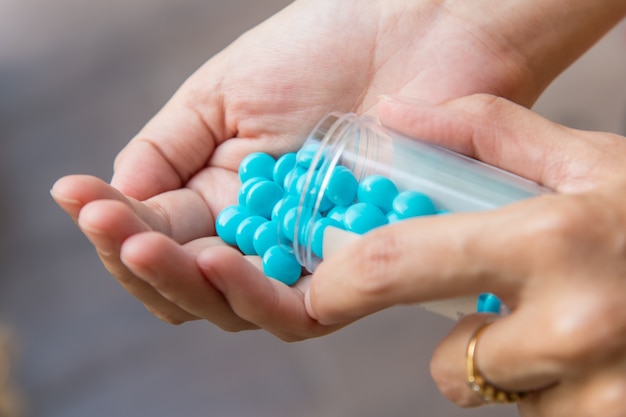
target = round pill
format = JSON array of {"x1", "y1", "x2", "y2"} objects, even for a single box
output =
[
  {"x1": 318, "y1": 193, "x2": 335, "y2": 214},
  {"x1": 262, "y1": 244, "x2": 302, "y2": 286},
  {"x1": 280, "y1": 207, "x2": 299, "y2": 242},
  {"x1": 272, "y1": 152, "x2": 297, "y2": 186},
  {"x1": 283, "y1": 169, "x2": 299, "y2": 193},
  {"x1": 295, "y1": 169, "x2": 322, "y2": 197},
  {"x1": 253, "y1": 220, "x2": 281, "y2": 257},
  {"x1": 343, "y1": 202, "x2": 388, "y2": 234},
  {"x1": 476, "y1": 293, "x2": 502, "y2": 314},
  {"x1": 357, "y1": 175, "x2": 399, "y2": 213},
  {"x1": 296, "y1": 143, "x2": 321, "y2": 169},
  {"x1": 238, "y1": 152, "x2": 275, "y2": 183},
  {"x1": 326, "y1": 205, "x2": 348, "y2": 223},
  {"x1": 245, "y1": 180, "x2": 284, "y2": 219},
  {"x1": 238, "y1": 177, "x2": 264, "y2": 206},
  {"x1": 325, "y1": 165, "x2": 358, "y2": 206},
  {"x1": 215, "y1": 205, "x2": 251, "y2": 246},
  {"x1": 235, "y1": 215, "x2": 267, "y2": 255},
  {"x1": 271, "y1": 194, "x2": 300, "y2": 222},
  {"x1": 387, "y1": 211, "x2": 400, "y2": 224},
  {"x1": 280, "y1": 206, "x2": 320, "y2": 244},
  {"x1": 392, "y1": 190, "x2": 437, "y2": 218},
  {"x1": 311, "y1": 217, "x2": 343, "y2": 258}
]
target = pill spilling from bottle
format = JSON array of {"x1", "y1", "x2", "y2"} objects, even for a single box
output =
[
  {"x1": 214, "y1": 111, "x2": 549, "y2": 319},
  {"x1": 216, "y1": 148, "x2": 444, "y2": 285}
]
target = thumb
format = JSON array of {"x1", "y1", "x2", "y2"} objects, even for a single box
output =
[
  {"x1": 111, "y1": 75, "x2": 229, "y2": 200},
  {"x1": 377, "y1": 94, "x2": 618, "y2": 193}
]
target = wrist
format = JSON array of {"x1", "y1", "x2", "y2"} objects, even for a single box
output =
[{"x1": 446, "y1": 0, "x2": 626, "y2": 106}]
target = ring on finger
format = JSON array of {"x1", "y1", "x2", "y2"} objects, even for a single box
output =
[{"x1": 466, "y1": 320, "x2": 531, "y2": 404}]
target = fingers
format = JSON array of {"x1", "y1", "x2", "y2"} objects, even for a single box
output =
[
  {"x1": 51, "y1": 175, "x2": 133, "y2": 222},
  {"x1": 522, "y1": 361, "x2": 626, "y2": 417},
  {"x1": 121, "y1": 232, "x2": 256, "y2": 331},
  {"x1": 197, "y1": 247, "x2": 340, "y2": 341},
  {"x1": 52, "y1": 174, "x2": 215, "y2": 244},
  {"x1": 306, "y1": 199, "x2": 549, "y2": 324},
  {"x1": 431, "y1": 314, "x2": 559, "y2": 408},
  {"x1": 111, "y1": 80, "x2": 227, "y2": 200},
  {"x1": 77, "y1": 199, "x2": 198, "y2": 324},
  {"x1": 378, "y1": 94, "x2": 625, "y2": 193},
  {"x1": 432, "y1": 314, "x2": 626, "y2": 416}
]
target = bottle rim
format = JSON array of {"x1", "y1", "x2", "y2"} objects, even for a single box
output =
[{"x1": 293, "y1": 112, "x2": 360, "y2": 272}]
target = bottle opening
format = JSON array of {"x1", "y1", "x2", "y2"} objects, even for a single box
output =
[{"x1": 293, "y1": 112, "x2": 364, "y2": 272}]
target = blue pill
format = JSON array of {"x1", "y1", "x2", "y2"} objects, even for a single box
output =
[
  {"x1": 235, "y1": 215, "x2": 267, "y2": 255},
  {"x1": 476, "y1": 293, "x2": 503, "y2": 314},
  {"x1": 392, "y1": 190, "x2": 437, "y2": 219},
  {"x1": 387, "y1": 211, "x2": 400, "y2": 224},
  {"x1": 281, "y1": 206, "x2": 320, "y2": 245},
  {"x1": 283, "y1": 169, "x2": 299, "y2": 192},
  {"x1": 294, "y1": 171, "x2": 309, "y2": 195},
  {"x1": 238, "y1": 177, "x2": 264, "y2": 206},
  {"x1": 295, "y1": 169, "x2": 323, "y2": 198},
  {"x1": 343, "y1": 202, "x2": 388, "y2": 234},
  {"x1": 295, "y1": 143, "x2": 321, "y2": 169},
  {"x1": 287, "y1": 169, "x2": 312, "y2": 195},
  {"x1": 272, "y1": 153, "x2": 297, "y2": 186},
  {"x1": 238, "y1": 152, "x2": 275, "y2": 183},
  {"x1": 215, "y1": 205, "x2": 251, "y2": 246},
  {"x1": 282, "y1": 165, "x2": 306, "y2": 190},
  {"x1": 318, "y1": 193, "x2": 335, "y2": 214},
  {"x1": 253, "y1": 220, "x2": 281, "y2": 257},
  {"x1": 311, "y1": 217, "x2": 343, "y2": 258},
  {"x1": 280, "y1": 207, "x2": 299, "y2": 242},
  {"x1": 262, "y1": 244, "x2": 302, "y2": 286},
  {"x1": 271, "y1": 194, "x2": 300, "y2": 222},
  {"x1": 325, "y1": 166, "x2": 358, "y2": 206},
  {"x1": 245, "y1": 180, "x2": 284, "y2": 219},
  {"x1": 326, "y1": 205, "x2": 348, "y2": 223},
  {"x1": 357, "y1": 175, "x2": 399, "y2": 213}
]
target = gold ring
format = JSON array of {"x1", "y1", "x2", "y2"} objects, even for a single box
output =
[{"x1": 466, "y1": 320, "x2": 529, "y2": 403}]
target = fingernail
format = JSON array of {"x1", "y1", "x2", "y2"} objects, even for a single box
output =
[
  {"x1": 304, "y1": 288, "x2": 317, "y2": 320},
  {"x1": 378, "y1": 94, "x2": 436, "y2": 107},
  {"x1": 49, "y1": 188, "x2": 80, "y2": 206}
]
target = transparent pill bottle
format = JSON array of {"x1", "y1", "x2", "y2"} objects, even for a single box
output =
[{"x1": 289, "y1": 112, "x2": 549, "y2": 319}]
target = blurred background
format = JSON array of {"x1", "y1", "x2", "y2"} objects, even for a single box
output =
[{"x1": 0, "y1": 1, "x2": 624, "y2": 416}]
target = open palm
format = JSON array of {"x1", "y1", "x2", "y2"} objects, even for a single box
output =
[{"x1": 52, "y1": 0, "x2": 540, "y2": 339}]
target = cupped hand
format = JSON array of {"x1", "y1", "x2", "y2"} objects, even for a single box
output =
[
  {"x1": 306, "y1": 94, "x2": 626, "y2": 415},
  {"x1": 52, "y1": 0, "x2": 556, "y2": 340}
]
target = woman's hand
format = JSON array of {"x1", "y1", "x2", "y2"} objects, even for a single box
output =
[
  {"x1": 51, "y1": 0, "x2": 624, "y2": 341},
  {"x1": 306, "y1": 94, "x2": 626, "y2": 415}
]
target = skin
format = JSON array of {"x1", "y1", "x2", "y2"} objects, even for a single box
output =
[
  {"x1": 50, "y1": 0, "x2": 626, "y2": 415},
  {"x1": 307, "y1": 94, "x2": 626, "y2": 416}
]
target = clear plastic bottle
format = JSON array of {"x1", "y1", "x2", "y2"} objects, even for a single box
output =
[{"x1": 290, "y1": 112, "x2": 550, "y2": 320}]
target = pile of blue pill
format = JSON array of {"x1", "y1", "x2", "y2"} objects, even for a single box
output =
[
  {"x1": 215, "y1": 146, "x2": 502, "y2": 315},
  {"x1": 215, "y1": 145, "x2": 440, "y2": 286}
]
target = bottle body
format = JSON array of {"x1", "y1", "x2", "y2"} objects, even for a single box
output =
[
  {"x1": 292, "y1": 112, "x2": 550, "y2": 273},
  {"x1": 217, "y1": 112, "x2": 549, "y2": 320}
]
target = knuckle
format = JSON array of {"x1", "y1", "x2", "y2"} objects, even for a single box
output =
[
  {"x1": 530, "y1": 193, "x2": 626, "y2": 257},
  {"x1": 543, "y1": 300, "x2": 626, "y2": 366},
  {"x1": 532, "y1": 197, "x2": 590, "y2": 246}
]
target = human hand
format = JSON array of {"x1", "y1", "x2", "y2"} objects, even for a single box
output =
[
  {"x1": 50, "y1": 0, "x2": 619, "y2": 340},
  {"x1": 306, "y1": 94, "x2": 626, "y2": 415}
]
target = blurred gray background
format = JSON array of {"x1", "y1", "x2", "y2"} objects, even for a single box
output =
[{"x1": 1, "y1": 1, "x2": 624, "y2": 416}]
